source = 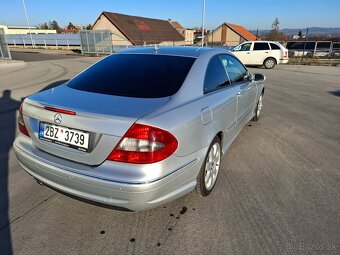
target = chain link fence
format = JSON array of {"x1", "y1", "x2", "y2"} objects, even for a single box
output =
[{"x1": 0, "y1": 28, "x2": 12, "y2": 60}]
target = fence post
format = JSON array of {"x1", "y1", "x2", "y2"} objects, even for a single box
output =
[
  {"x1": 23, "y1": 39, "x2": 26, "y2": 48},
  {"x1": 67, "y1": 39, "x2": 70, "y2": 50},
  {"x1": 44, "y1": 39, "x2": 47, "y2": 49},
  {"x1": 301, "y1": 27, "x2": 309, "y2": 62},
  {"x1": 55, "y1": 39, "x2": 58, "y2": 49},
  {"x1": 313, "y1": 41, "x2": 317, "y2": 56},
  {"x1": 13, "y1": 39, "x2": 16, "y2": 47}
]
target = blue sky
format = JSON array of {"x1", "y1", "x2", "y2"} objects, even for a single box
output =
[{"x1": 1, "y1": 0, "x2": 339, "y2": 30}]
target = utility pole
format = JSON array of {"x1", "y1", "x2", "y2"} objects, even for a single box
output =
[
  {"x1": 22, "y1": 0, "x2": 34, "y2": 48},
  {"x1": 201, "y1": 0, "x2": 206, "y2": 47}
]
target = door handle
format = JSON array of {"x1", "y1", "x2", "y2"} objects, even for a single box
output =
[
  {"x1": 265, "y1": 51, "x2": 269, "y2": 53},
  {"x1": 246, "y1": 52, "x2": 250, "y2": 54}
]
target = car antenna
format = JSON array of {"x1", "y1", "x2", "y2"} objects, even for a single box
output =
[{"x1": 154, "y1": 44, "x2": 159, "y2": 53}]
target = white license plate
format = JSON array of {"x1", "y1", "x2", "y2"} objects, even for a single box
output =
[{"x1": 39, "y1": 122, "x2": 90, "y2": 152}]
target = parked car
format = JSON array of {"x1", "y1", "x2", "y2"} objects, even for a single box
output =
[
  {"x1": 13, "y1": 47, "x2": 265, "y2": 211},
  {"x1": 232, "y1": 41, "x2": 289, "y2": 69}
]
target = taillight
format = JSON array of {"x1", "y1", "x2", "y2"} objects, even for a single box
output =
[
  {"x1": 107, "y1": 123, "x2": 178, "y2": 164},
  {"x1": 283, "y1": 51, "x2": 288, "y2": 58},
  {"x1": 18, "y1": 103, "x2": 30, "y2": 137}
]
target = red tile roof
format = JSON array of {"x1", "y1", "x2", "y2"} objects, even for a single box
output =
[
  {"x1": 100, "y1": 12, "x2": 185, "y2": 45},
  {"x1": 226, "y1": 23, "x2": 257, "y2": 41},
  {"x1": 169, "y1": 21, "x2": 184, "y2": 30}
]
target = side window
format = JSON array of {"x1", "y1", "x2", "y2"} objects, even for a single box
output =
[
  {"x1": 253, "y1": 42, "x2": 270, "y2": 51},
  {"x1": 223, "y1": 55, "x2": 248, "y2": 83},
  {"x1": 239, "y1": 43, "x2": 251, "y2": 51},
  {"x1": 204, "y1": 56, "x2": 230, "y2": 94},
  {"x1": 270, "y1": 43, "x2": 281, "y2": 50}
]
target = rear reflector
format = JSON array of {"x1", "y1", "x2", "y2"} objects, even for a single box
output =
[
  {"x1": 44, "y1": 106, "x2": 76, "y2": 115},
  {"x1": 107, "y1": 123, "x2": 178, "y2": 164},
  {"x1": 18, "y1": 103, "x2": 30, "y2": 137}
]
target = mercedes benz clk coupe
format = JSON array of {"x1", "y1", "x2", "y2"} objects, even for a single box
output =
[{"x1": 14, "y1": 47, "x2": 265, "y2": 211}]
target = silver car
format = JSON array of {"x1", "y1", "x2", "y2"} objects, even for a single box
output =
[{"x1": 13, "y1": 47, "x2": 265, "y2": 211}]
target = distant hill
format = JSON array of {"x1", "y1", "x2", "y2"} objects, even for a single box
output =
[{"x1": 251, "y1": 27, "x2": 340, "y2": 37}]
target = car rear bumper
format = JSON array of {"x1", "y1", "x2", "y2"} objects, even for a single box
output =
[
  {"x1": 13, "y1": 137, "x2": 205, "y2": 211},
  {"x1": 279, "y1": 59, "x2": 289, "y2": 64}
]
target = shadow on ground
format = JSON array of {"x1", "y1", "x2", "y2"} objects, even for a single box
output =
[
  {"x1": 329, "y1": 90, "x2": 340, "y2": 97},
  {"x1": 0, "y1": 90, "x2": 21, "y2": 255},
  {"x1": 0, "y1": 80, "x2": 69, "y2": 254}
]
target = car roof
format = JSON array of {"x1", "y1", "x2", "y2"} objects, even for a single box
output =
[
  {"x1": 243, "y1": 40, "x2": 281, "y2": 44},
  {"x1": 117, "y1": 46, "x2": 227, "y2": 58}
]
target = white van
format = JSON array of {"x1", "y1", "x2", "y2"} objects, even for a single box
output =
[{"x1": 232, "y1": 41, "x2": 289, "y2": 69}]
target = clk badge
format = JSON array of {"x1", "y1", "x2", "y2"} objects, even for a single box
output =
[{"x1": 54, "y1": 113, "x2": 62, "y2": 124}]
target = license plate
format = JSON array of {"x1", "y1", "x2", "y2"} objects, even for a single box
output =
[{"x1": 39, "y1": 122, "x2": 90, "y2": 152}]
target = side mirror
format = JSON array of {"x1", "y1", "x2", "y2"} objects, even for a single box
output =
[
  {"x1": 244, "y1": 72, "x2": 255, "y2": 81},
  {"x1": 254, "y1": 73, "x2": 266, "y2": 82}
]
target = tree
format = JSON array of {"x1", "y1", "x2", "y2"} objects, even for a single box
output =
[
  {"x1": 49, "y1": 20, "x2": 60, "y2": 32},
  {"x1": 298, "y1": 30, "x2": 302, "y2": 37},
  {"x1": 266, "y1": 17, "x2": 285, "y2": 41},
  {"x1": 67, "y1": 22, "x2": 76, "y2": 30},
  {"x1": 272, "y1": 17, "x2": 280, "y2": 31},
  {"x1": 38, "y1": 22, "x2": 48, "y2": 29},
  {"x1": 86, "y1": 24, "x2": 92, "y2": 30}
]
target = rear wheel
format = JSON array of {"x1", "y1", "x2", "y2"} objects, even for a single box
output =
[
  {"x1": 264, "y1": 57, "x2": 276, "y2": 69},
  {"x1": 196, "y1": 136, "x2": 221, "y2": 197}
]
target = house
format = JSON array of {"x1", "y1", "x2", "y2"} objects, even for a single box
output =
[
  {"x1": 169, "y1": 20, "x2": 194, "y2": 45},
  {"x1": 0, "y1": 24, "x2": 56, "y2": 35},
  {"x1": 92, "y1": 12, "x2": 185, "y2": 46},
  {"x1": 59, "y1": 28, "x2": 79, "y2": 34},
  {"x1": 205, "y1": 23, "x2": 257, "y2": 46}
]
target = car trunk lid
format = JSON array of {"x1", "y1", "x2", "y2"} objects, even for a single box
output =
[{"x1": 22, "y1": 85, "x2": 170, "y2": 165}]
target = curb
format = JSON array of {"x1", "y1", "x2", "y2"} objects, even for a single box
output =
[{"x1": 0, "y1": 60, "x2": 26, "y2": 68}]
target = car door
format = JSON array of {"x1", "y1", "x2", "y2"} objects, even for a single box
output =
[
  {"x1": 202, "y1": 55, "x2": 238, "y2": 151},
  {"x1": 232, "y1": 42, "x2": 252, "y2": 65},
  {"x1": 249, "y1": 42, "x2": 271, "y2": 65},
  {"x1": 223, "y1": 55, "x2": 257, "y2": 132}
]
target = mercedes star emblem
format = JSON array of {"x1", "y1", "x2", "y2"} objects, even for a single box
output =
[{"x1": 54, "y1": 113, "x2": 62, "y2": 124}]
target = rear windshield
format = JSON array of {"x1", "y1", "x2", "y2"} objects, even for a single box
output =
[{"x1": 67, "y1": 54, "x2": 196, "y2": 98}]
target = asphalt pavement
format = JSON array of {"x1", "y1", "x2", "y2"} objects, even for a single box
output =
[{"x1": 0, "y1": 52, "x2": 339, "y2": 255}]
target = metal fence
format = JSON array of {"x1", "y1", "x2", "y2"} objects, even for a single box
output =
[
  {"x1": 285, "y1": 41, "x2": 340, "y2": 57},
  {"x1": 7, "y1": 34, "x2": 80, "y2": 48},
  {"x1": 0, "y1": 28, "x2": 11, "y2": 60},
  {"x1": 80, "y1": 30, "x2": 112, "y2": 54}
]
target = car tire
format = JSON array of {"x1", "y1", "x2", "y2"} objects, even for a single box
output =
[
  {"x1": 263, "y1": 57, "x2": 276, "y2": 69},
  {"x1": 196, "y1": 136, "x2": 221, "y2": 197},
  {"x1": 252, "y1": 92, "x2": 264, "y2": 121}
]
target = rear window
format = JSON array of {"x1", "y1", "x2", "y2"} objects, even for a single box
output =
[
  {"x1": 270, "y1": 43, "x2": 281, "y2": 50},
  {"x1": 67, "y1": 54, "x2": 195, "y2": 98},
  {"x1": 253, "y1": 43, "x2": 270, "y2": 51}
]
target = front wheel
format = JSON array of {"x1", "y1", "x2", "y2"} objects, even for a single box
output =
[
  {"x1": 264, "y1": 57, "x2": 276, "y2": 69},
  {"x1": 252, "y1": 93, "x2": 263, "y2": 121},
  {"x1": 196, "y1": 136, "x2": 221, "y2": 197}
]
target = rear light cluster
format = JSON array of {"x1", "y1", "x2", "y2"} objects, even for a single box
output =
[
  {"x1": 108, "y1": 123, "x2": 178, "y2": 164},
  {"x1": 18, "y1": 103, "x2": 30, "y2": 137},
  {"x1": 283, "y1": 51, "x2": 288, "y2": 58}
]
